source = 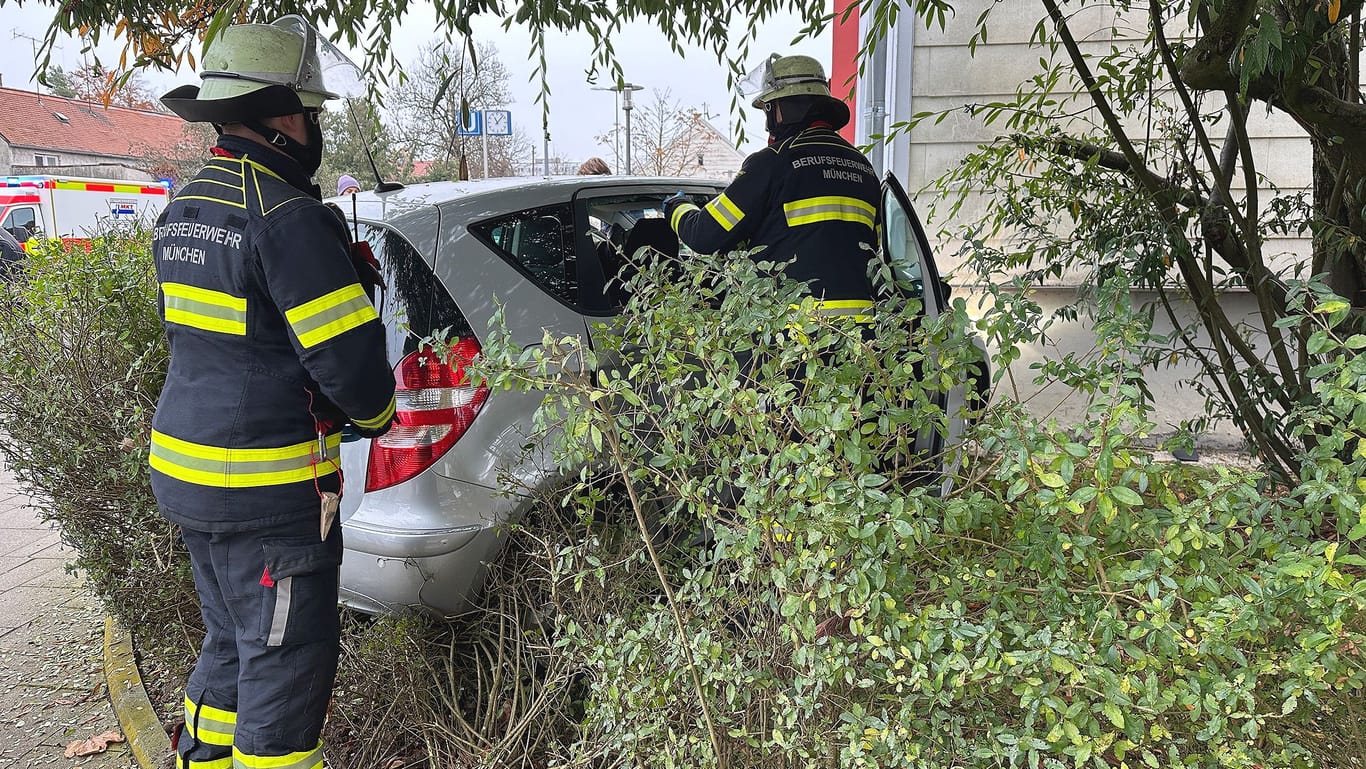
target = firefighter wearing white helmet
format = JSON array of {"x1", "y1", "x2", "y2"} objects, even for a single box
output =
[
  {"x1": 665, "y1": 53, "x2": 880, "y2": 316},
  {"x1": 154, "y1": 16, "x2": 394, "y2": 769}
]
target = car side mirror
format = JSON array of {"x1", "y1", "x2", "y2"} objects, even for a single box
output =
[{"x1": 939, "y1": 278, "x2": 952, "y2": 301}]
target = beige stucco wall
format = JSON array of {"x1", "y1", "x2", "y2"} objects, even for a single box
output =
[
  {"x1": 901, "y1": 1, "x2": 1314, "y2": 287},
  {"x1": 860, "y1": 0, "x2": 1312, "y2": 447}
]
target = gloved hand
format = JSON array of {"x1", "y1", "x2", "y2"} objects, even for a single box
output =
[
  {"x1": 350, "y1": 240, "x2": 386, "y2": 302},
  {"x1": 662, "y1": 190, "x2": 687, "y2": 209},
  {"x1": 348, "y1": 410, "x2": 400, "y2": 440}
]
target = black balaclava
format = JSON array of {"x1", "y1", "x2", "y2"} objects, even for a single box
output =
[
  {"x1": 766, "y1": 96, "x2": 823, "y2": 144},
  {"x1": 242, "y1": 112, "x2": 323, "y2": 177}
]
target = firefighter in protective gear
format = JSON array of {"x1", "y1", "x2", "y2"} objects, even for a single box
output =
[
  {"x1": 664, "y1": 54, "x2": 880, "y2": 319},
  {"x1": 154, "y1": 16, "x2": 394, "y2": 769}
]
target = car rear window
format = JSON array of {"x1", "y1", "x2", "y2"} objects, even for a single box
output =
[
  {"x1": 469, "y1": 204, "x2": 576, "y2": 306},
  {"x1": 358, "y1": 223, "x2": 473, "y2": 364}
]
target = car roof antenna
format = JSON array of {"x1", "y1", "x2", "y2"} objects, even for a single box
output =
[{"x1": 347, "y1": 100, "x2": 405, "y2": 194}]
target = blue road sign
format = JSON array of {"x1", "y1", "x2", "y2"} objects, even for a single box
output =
[{"x1": 456, "y1": 109, "x2": 483, "y2": 136}]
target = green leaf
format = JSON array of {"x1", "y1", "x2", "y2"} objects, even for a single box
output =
[
  {"x1": 1103, "y1": 701, "x2": 1125, "y2": 729},
  {"x1": 1313, "y1": 300, "x2": 1350, "y2": 314},
  {"x1": 1110, "y1": 487, "x2": 1143, "y2": 506},
  {"x1": 1039, "y1": 472, "x2": 1066, "y2": 489}
]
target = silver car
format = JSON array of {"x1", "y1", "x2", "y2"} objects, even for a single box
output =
[{"x1": 332, "y1": 173, "x2": 973, "y2": 618}]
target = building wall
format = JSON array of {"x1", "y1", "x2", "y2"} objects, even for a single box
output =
[
  {"x1": 964, "y1": 286, "x2": 1261, "y2": 450},
  {"x1": 677, "y1": 123, "x2": 745, "y2": 180},
  {"x1": 845, "y1": 1, "x2": 1311, "y2": 446},
  {"x1": 3, "y1": 143, "x2": 152, "y2": 180},
  {"x1": 889, "y1": 1, "x2": 1313, "y2": 285}
]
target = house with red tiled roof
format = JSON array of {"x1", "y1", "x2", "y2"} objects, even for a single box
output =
[{"x1": 0, "y1": 87, "x2": 208, "y2": 182}]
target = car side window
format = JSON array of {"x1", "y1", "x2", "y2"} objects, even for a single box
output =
[
  {"x1": 472, "y1": 204, "x2": 576, "y2": 305},
  {"x1": 2, "y1": 207, "x2": 37, "y2": 236},
  {"x1": 357, "y1": 223, "x2": 473, "y2": 366},
  {"x1": 574, "y1": 192, "x2": 724, "y2": 312},
  {"x1": 880, "y1": 183, "x2": 942, "y2": 320}
]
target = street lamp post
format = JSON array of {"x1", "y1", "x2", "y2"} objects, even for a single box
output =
[
  {"x1": 591, "y1": 86, "x2": 621, "y2": 168},
  {"x1": 620, "y1": 83, "x2": 644, "y2": 175},
  {"x1": 592, "y1": 81, "x2": 645, "y2": 174}
]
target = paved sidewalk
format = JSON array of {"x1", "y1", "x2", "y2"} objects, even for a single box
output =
[{"x1": 0, "y1": 459, "x2": 136, "y2": 769}]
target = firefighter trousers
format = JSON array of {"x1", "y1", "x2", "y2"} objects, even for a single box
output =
[{"x1": 176, "y1": 516, "x2": 343, "y2": 769}]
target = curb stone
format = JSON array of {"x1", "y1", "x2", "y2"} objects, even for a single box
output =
[{"x1": 103, "y1": 616, "x2": 172, "y2": 769}]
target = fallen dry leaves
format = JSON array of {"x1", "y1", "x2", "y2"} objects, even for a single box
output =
[{"x1": 63, "y1": 729, "x2": 125, "y2": 757}]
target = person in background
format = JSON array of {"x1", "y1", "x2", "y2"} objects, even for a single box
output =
[
  {"x1": 337, "y1": 174, "x2": 361, "y2": 196},
  {"x1": 578, "y1": 157, "x2": 611, "y2": 175}
]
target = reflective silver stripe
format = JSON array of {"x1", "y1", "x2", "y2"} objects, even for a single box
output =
[
  {"x1": 704, "y1": 194, "x2": 743, "y2": 231},
  {"x1": 670, "y1": 202, "x2": 700, "y2": 231},
  {"x1": 232, "y1": 743, "x2": 324, "y2": 769},
  {"x1": 267, "y1": 576, "x2": 292, "y2": 646},
  {"x1": 782, "y1": 195, "x2": 877, "y2": 229}
]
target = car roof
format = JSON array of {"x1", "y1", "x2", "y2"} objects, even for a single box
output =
[
  {"x1": 327, "y1": 174, "x2": 727, "y2": 256},
  {"x1": 329, "y1": 175, "x2": 725, "y2": 221}
]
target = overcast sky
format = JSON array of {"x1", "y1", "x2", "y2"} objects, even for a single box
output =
[{"x1": 1, "y1": 4, "x2": 832, "y2": 164}]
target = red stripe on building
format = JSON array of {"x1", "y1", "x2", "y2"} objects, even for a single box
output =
[{"x1": 832, "y1": 0, "x2": 860, "y2": 143}]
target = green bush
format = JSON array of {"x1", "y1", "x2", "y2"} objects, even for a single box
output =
[
  {"x1": 475, "y1": 255, "x2": 1366, "y2": 768},
  {"x1": 0, "y1": 235, "x2": 198, "y2": 649}
]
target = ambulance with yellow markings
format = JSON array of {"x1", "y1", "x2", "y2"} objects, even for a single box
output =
[{"x1": 0, "y1": 174, "x2": 170, "y2": 247}]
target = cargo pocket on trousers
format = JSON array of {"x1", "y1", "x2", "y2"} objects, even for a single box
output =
[{"x1": 260, "y1": 536, "x2": 342, "y2": 647}]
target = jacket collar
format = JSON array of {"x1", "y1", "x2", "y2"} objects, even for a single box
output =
[{"x1": 214, "y1": 135, "x2": 322, "y2": 200}]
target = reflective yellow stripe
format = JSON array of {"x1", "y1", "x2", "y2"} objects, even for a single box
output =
[
  {"x1": 241, "y1": 156, "x2": 307, "y2": 215},
  {"x1": 186, "y1": 758, "x2": 233, "y2": 769},
  {"x1": 704, "y1": 193, "x2": 743, "y2": 231},
  {"x1": 179, "y1": 158, "x2": 247, "y2": 208},
  {"x1": 353, "y1": 395, "x2": 396, "y2": 430},
  {"x1": 150, "y1": 430, "x2": 340, "y2": 488},
  {"x1": 816, "y1": 299, "x2": 875, "y2": 324},
  {"x1": 783, "y1": 195, "x2": 876, "y2": 229},
  {"x1": 184, "y1": 696, "x2": 237, "y2": 725},
  {"x1": 814, "y1": 299, "x2": 874, "y2": 311},
  {"x1": 242, "y1": 156, "x2": 285, "y2": 182},
  {"x1": 175, "y1": 193, "x2": 247, "y2": 209},
  {"x1": 183, "y1": 696, "x2": 236, "y2": 746},
  {"x1": 670, "y1": 202, "x2": 700, "y2": 231},
  {"x1": 163, "y1": 283, "x2": 247, "y2": 336},
  {"x1": 285, "y1": 284, "x2": 378, "y2": 349},
  {"x1": 205, "y1": 159, "x2": 245, "y2": 177},
  {"x1": 233, "y1": 742, "x2": 324, "y2": 769},
  {"x1": 791, "y1": 299, "x2": 876, "y2": 325}
]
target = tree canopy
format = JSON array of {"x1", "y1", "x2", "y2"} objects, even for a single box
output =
[
  {"x1": 13, "y1": 0, "x2": 1366, "y2": 474},
  {"x1": 13, "y1": 0, "x2": 863, "y2": 119}
]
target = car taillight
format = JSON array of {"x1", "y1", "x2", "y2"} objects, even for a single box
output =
[{"x1": 365, "y1": 337, "x2": 488, "y2": 492}]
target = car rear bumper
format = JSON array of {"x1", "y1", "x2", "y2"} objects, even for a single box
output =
[{"x1": 337, "y1": 472, "x2": 523, "y2": 618}]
